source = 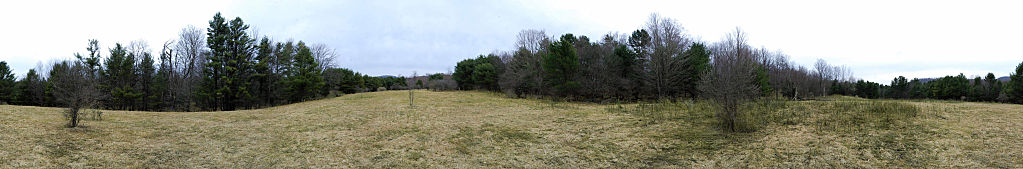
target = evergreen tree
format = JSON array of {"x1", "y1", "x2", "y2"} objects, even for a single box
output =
[
  {"x1": 970, "y1": 76, "x2": 983, "y2": 101},
  {"x1": 610, "y1": 45, "x2": 640, "y2": 99},
  {"x1": 889, "y1": 76, "x2": 909, "y2": 99},
  {"x1": 103, "y1": 43, "x2": 140, "y2": 110},
  {"x1": 285, "y1": 42, "x2": 325, "y2": 102},
  {"x1": 201, "y1": 12, "x2": 255, "y2": 110},
  {"x1": 984, "y1": 73, "x2": 1002, "y2": 101},
  {"x1": 331, "y1": 68, "x2": 360, "y2": 94},
  {"x1": 677, "y1": 43, "x2": 710, "y2": 98},
  {"x1": 628, "y1": 30, "x2": 652, "y2": 97},
  {"x1": 75, "y1": 39, "x2": 103, "y2": 76},
  {"x1": 1007, "y1": 61, "x2": 1023, "y2": 103},
  {"x1": 252, "y1": 37, "x2": 277, "y2": 106},
  {"x1": 908, "y1": 78, "x2": 928, "y2": 99},
  {"x1": 755, "y1": 66, "x2": 772, "y2": 96},
  {"x1": 543, "y1": 34, "x2": 580, "y2": 96},
  {"x1": 0, "y1": 61, "x2": 15, "y2": 104},
  {"x1": 453, "y1": 58, "x2": 477, "y2": 90},
  {"x1": 15, "y1": 69, "x2": 46, "y2": 106},
  {"x1": 137, "y1": 52, "x2": 158, "y2": 110}
]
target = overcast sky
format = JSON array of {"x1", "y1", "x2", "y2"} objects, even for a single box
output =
[{"x1": 1, "y1": 0, "x2": 1021, "y2": 84}]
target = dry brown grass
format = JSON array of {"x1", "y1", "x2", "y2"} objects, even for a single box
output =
[{"x1": 0, "y1": 90, "x2": 1021, "y2": 168}]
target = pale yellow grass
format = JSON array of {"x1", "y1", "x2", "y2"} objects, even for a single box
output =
[{"x1": 0, "y1": 90, "x2": 1020, "y2": 168}]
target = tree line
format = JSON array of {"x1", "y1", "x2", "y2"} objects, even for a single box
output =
[
  {"x1": 0, "y1": 13, "x2": 406, "y2": 115},
  {"x1": 446, "y1": 13, "x2": 1023, "y2": 131},
  {"x1": 452, "y1": 14, "x2": 854, "y2": 102},
  {"x1": 448, "y1": 13, "x2": 1023, "y2": 106},
  {"x1": 829, "y1": 66, "x2": 1023, "y2": 104}
]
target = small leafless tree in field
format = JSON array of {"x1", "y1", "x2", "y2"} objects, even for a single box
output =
[
  {"x1": 701, "y1": 28, "x2": 761, "y2": 132},
  {"x1": 50, "y1": 61, "x2": 101, "y2": 128},
  {"x1": 410, "y1": 71, "x2": 417, "y2": 108}
]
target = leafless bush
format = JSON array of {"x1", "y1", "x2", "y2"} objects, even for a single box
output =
[{"x1": 50, "y1": 60, "x2": 101, "y2": 128}]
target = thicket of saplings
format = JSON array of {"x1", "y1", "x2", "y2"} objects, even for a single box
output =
[
  {"x1": 447, "y1": 14, "x2": 1023, "y2": 132},
  {"x1": 0, "y1": 13, "x2": 411, "y2": 127}
]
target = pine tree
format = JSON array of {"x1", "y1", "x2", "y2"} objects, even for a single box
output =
[
  {"x1": 137, "y1": 52, "x2": 158, "y2": 110},
  {"x1": 103, "y1": 43, "x2": 139, "y2": 110},
  {"x1": 0, "y1": 61, "x2": 15, "y2": 104},
  {"x1": 677, "y1": 43, "x2": 710, "y2": 98},
  {"x1": 202, "y1": 12, "x2": 255, "y2": 110},
  {"x1": 285, "y1": 41, "x2": 324, "y2": 102},
  {"x1": 15, "y1": 69, "x2": 45, "y2": 106},
  {"x1": 543, "y1": 34, "x2": 580, "y2": 96},
  {"x1": 1007, "y1": 61, "x2": 1023, "y2": 103},
  {"x1": 984, "y1": 73, "x2": 1001, "y2": 101},
  {"x1": 252, "y1": 37, "x2": 277, "y2": 107}
]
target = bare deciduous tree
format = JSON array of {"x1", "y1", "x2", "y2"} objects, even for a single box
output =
[
  {"x1": 645, "y1": 13, "x2": 691, "y2": 98},
  {"x1": 515, "y1": 29, "x2": 547, "y2": 54},
  {"x1": 501, "y1": 29, "x2": 550, "y2": 97},
  {"x1": 310, "y1": 43, "x2": 338, "y2": 71},
  {"x1": 127, "y1": 40, "x2": 152, "y2": 63},
  {"x1": 174, "y1": 25, "x2": 208, "y2": 80},
  {"x1": 171, "y1": 25, "x2": 207, "y2": 110},
  {"x1": 701, "y1": 27, "x2": 760, "y2": 132},
  {"x1": 50, "y1": 61, "x2": 101, "y2": 127}
]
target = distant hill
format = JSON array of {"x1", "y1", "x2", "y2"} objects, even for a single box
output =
[
  {"x1": 376, "y1": 75, "x2": 398, "y2": 78},
  {"x1": 916, "y1": 76, "x2": 1010, "y2": 83},
  {"x1": 918, "y1": 78, "x2": 936, "y2": 83}
]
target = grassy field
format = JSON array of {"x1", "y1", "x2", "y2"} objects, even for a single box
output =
[{"x1": 1, "y1": 90, "x2": 1021, "y2": 168}]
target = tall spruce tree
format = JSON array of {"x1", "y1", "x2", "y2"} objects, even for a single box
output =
[
  {"x1": 202, "y1": 12, "x2": 255, "y2": 110},
  {"x1": 137, "y1": 52, "x2": 158, "y2": 110},
  {"x1": 252, "y1": 37, "x2": 277, "y2": 107},
  {"x1": 103, "y1": 43, "x2": 139, "y2": 110}
]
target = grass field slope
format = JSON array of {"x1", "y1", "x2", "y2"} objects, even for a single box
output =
[{"x1": 1, "y1": 90, "x2": 1021, "y2": 168}]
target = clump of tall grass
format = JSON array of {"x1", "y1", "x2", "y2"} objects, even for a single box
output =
[
  {"x1": 608, "y1": 98, "x2": 920, "y2": 134},
  {"x1": 606, "y1": 99, "x2": 715, "y2": 125},
  {"x1": 818, "y1": 101, "x2": 920, "y2": 131}
]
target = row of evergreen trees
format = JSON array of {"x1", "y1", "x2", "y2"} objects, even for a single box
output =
[
  {"x1": 0, "y1": 13, "x2": 405, "y2": 111},
  {"x1": 828, "y1": 63, "x2": 1023, "y2": 104}
]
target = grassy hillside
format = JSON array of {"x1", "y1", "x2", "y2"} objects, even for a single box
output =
[{"x1": 1, "y1": 90, "x2": 1021, "y2": 168}]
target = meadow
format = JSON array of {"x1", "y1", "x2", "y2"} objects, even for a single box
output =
[{"x1": 0, "y1": 90, "x2": 1020, "y2": 168}]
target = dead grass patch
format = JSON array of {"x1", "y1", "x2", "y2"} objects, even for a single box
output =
[{"x1": 0, "y1": 91, "x2": 1020, "y2": 167}]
